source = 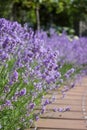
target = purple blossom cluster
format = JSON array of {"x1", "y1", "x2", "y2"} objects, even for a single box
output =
[
  {"x1": 39, "y1": 30, "x2": 87, "y2": 66},
  {"x1": 0, "y1": 18, "x2": 87, "y2": 130},
  {"x1": 53, "y1": 106, "x2": 71, "y2": 112}
]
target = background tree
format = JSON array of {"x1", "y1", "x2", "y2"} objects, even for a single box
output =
[{"x1": 0, "y1": 0, "x2": 87, "y2": 35}]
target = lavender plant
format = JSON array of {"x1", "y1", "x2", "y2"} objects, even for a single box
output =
[
  {"x1": 0, "y1": 18, "x2": 87, "y2": 130},
  {"x1": 0, "y1": 18, "x2": 62, "y2": 130}
]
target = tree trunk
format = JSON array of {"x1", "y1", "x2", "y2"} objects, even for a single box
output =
[{"x1": 36, "y1": 4, "x2": 40, "y2": 31}]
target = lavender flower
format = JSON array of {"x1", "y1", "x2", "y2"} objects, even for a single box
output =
[
  {"x1": 64, "y1": 106, "x2": 71, "y2": 111},
  {"x1": 53, "y1": 107, "x2": 58, "y2": 112},
  {"x1": 2, "y1": 37, "x2": 9, "y2": 49},
  {"x1": 35, "y1": 115, "x2": 39, "y2": 121},
  {"x1": 29, "y1": 103, "x2": 35, "y2": 110},
  {"x1": 5, "y1": 100, "x2": 12, "y2": 106},
  {"x1": 70, "y1": 83, "x2": 75, "y2": 88},
  {"x1": 11, "y1": 70, "x2": 18, "y2": 82},
  {"x1": 58, "y1": 107, "x2": 64, "y2": 112},
  {"x1": 20, "y1": 88, "x2": 26, "y2": 96},
  {"x1": 44, "y1": 99, "x2": 50, "y2": 106},
  {"x1": 41, "y1": 106, "x2": 46, "y2": 114}
]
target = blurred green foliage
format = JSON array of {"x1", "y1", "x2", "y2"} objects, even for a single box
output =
[{"x1": 0, "y1": 0, "x2": 87, "y2": 34}]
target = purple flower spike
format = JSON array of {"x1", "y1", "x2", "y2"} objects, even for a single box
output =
[
  {"x1": 20, "y1": 88, "x2": 26, "y2": 96},
  {"x1": 58, "y1": 107, "x2": 64, "y2": 112},
  {"x1": 35, "y1": 115, "x2": 39, "y2": 121},
  {"x1": 11, "y1": 70, "x2": 18, "y2": 82},
  {"x1": 53, "y1": 107, "x2": 57, "y2": 112},
  {"x1": 65, "y1": 106, "x2": 71, "y2": 111},
  {"x1": 62, "y1": 92, "x2": 66, "y2": 99},
  {"x1": 2, "y1": 37, "x2": 9, "y2": 48},
  {"x1": 41, "y1": 106, "x2": 46, "y2": 114},
  {"x1": 5, "y1": 100, "x2": 12, "y2": 106},
  {"x1": 29, "y1": 103, "x2": 35, "y2": 109},
  {"x1": 71, "y1": 83, "x2": 75, "y2": 88},
  {"x1": 44, "y1": 99, "x2": 50, "y2": 106}
]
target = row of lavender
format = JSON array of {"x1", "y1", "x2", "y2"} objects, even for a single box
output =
[{"x1": 0, "y1": 18, "x2": 87, "y2": 130}]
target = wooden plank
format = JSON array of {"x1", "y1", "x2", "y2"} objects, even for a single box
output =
[
  {"x1": 41, "y1": 111, "x2": 84, "y2": 120},
  {"x1": 52, "y1": 99, "x2": 82, "y2": 106},
  {"x1": 44, "y1": 97, "x2": 82, "y2": 101},
  {"x1": 64, "y1": 96, "x2": 82, "y2": 100},
  {"x1": 35, "y1": 119, "x2": 87, "y2": 129},
  {"x1": 48, "y1": 92, "x2": 84, "y2": 97}
]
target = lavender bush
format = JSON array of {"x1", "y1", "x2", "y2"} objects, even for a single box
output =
[{"x1": 0, "y1": 18, "x2": 87, "y2": 130}]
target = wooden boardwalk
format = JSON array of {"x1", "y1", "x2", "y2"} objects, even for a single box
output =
[{"x1": 29, "y1": 77, "x2": 87, "y2": 130}]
